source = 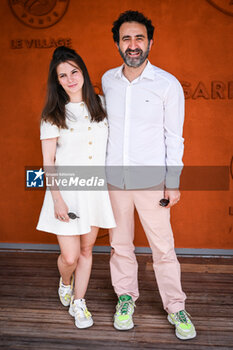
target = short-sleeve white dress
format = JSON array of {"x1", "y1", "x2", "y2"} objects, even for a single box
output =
[{"x1": 36, "y1": 101, "x2": 116, "y2": 235}]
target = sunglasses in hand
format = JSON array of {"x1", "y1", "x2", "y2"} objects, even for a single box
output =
[
  {"x1": 159, "y1": 199, "x2": 169, "y2": 207},
  {"x1": 68, "y1": 212, "x2": 80, "y2": 219}
]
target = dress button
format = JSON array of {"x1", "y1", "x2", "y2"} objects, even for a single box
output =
[
  {"x1": 70, "y1": 128, "x2": 74, "y2": 132},
  {"x1": 89, "y1": 156, "x2": 92, "y2": 159},
  {"x1": 89, "y1": 141, "x2": 92, "y2": 145},
  {"x1": 88, "y1": 127, "x2": 91, "y2": 131}
]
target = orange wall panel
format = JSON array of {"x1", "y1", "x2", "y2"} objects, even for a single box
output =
[{"x1": 0, "y1": 0, "x2": 232, "y2": 249}]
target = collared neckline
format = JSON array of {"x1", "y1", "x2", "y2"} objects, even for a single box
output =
[
  {"x1": 114, "y1": 60, "x2": 155, "y2": 82},
  {"x1": 114, "y1": 65, "x2": 124, "y2": 79}
]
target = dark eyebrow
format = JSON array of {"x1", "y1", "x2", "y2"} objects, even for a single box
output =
[
  {"x1": 122, "y1": 34, "x2": 146, "y2": 40},
  {"x1": 58, "y1": 68, "x2": 78, "y2": 76},
  {"x1": 122, "y1": 35, "x2": 131, "y2": 40}
]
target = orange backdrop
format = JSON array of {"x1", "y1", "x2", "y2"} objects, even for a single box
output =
[{"x1": 0, "y1": 0, "x2": 232, "y2": 249}]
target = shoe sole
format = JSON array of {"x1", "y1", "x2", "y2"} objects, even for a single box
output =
[
  {"x1": 75, "y1": 319, "x2": 94, "y2": 329},
  {"x1": 114, "y1": 320, "x2": 134, "y2": 331},
  {"x1": 60, "y1": 300, "x2": 70, "y2": 307},
  {"x1": 69, "y1": 307, "x2": 94, "y2": 329},
  {"x1": 167, "y1": 315, "x2": 196, "y2": 340}
]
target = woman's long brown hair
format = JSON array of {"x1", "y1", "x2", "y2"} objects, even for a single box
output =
[{"x1": 41, "y1": 46, "x2": 106, "y2": 128}]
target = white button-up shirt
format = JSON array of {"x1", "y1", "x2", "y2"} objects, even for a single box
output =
[{"x1": 102, "y1": 61, "x2": 184, "y2": 189}]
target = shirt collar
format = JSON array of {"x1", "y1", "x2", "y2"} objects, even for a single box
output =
[
  {"x1": 114, "y1": 60, "x2": 155, "y2": 81},
  {"x1": 114, "y1": 65, "x2": 124, "y2": 79},
  {"x1": 139, "y1": 61, "x2": 155, "y2": 81}
]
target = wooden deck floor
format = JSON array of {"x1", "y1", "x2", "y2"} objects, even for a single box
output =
[{"x1": 0, "y1": 251, "x2": 233, "y2": 350}]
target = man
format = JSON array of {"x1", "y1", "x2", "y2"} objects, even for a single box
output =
[{"x1": 102, "y1": 10, "x2": 196, "y2": 340}]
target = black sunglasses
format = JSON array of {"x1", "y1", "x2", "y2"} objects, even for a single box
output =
[
  {"x1": 159, "y1": 199, "x2": 169, "y2": 207},
  {"x1": 68, "y1": 212, "x2": 80, "y2": 219}
]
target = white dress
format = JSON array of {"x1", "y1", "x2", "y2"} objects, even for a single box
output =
[{"x1": 36, "y1": 101, "x2": 116, "y2": 235}]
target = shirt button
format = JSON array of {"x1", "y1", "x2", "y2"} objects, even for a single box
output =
[
  {"x1": 89, "y1": 141, "x2": 92, "y2": 145},
  {"x1": 85, "y1": 116, "x2": 88, "y2": 119},
  {"x1": 89, "y1": 156, "x2": 92, "y2": 159},
  {"x1": 104, "y1": 122, "x2": 107, "y2": 126},
  {"x1": 88, "y1": 127, "x2": 91, "y2": 131},
  {"x1": 70, "y1": 128, "x2": 74, "y2": 132},
  {"x1": 80, "y1": 102, "x2": 84, "y2": 107}
]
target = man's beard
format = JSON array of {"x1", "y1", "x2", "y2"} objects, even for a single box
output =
[{"x1": 119, "y1": 43, "x2": 150, "y2": 68}]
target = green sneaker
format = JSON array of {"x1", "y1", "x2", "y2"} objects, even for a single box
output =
[
  {"x1": 114, "y1": 295, "x2": 135, "y2": 330},
  {"x1": 168, "y1": 310, "x2": 196, "y2": 340}
]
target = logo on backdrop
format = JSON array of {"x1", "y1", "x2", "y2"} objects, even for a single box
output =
[
  {"x1": 26, "y1": 168, "x2": 44, "y2": 188},
  {"x1": 9, "y1": 0, "x2": 70, "y2": 29},
  {"x1": 206, "y1": 0, "x2": 233, "y2": 16}
]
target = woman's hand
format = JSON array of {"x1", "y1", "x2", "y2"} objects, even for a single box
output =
[
  {"x1": 54, "y1": 198, "x2": 70, "y2": 222},
  {"x1": 41, "y1": 138, "x2": 69, "y2": 223}
]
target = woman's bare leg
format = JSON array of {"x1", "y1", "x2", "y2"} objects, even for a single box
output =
[
  {"x1": 57, "y1": 235, "x2": 80, "y2": 285},
  {"x1": 74, "y1": 226, "x2": 99, "y2": 299}
]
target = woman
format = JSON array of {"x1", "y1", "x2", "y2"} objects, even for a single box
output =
[{"x1": 37, "y1": 46, "x2": 116, "y2": 329}]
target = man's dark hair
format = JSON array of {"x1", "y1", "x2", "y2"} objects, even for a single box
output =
[{"x1": 112, "y1": 10, "x2": 154, "y2": 44}]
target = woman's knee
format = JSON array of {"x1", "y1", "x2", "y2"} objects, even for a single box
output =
[
  {"x1": 60, "y1": 253, "x2": 78, "y2": 267},
  {"x1": 80, "y1": 244, "x2": 94, "y2": 258}
]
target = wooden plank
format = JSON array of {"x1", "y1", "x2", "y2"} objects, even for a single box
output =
[
  {"x1": 146, "y1": 262, "x2": 233, "y2": 273},
  {"x1": 1, "y1": 252, "x2": 233, "y2": 350}
]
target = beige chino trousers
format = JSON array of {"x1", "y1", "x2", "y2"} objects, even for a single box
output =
[{"x1": 108, "y1": 185, "x2": 186, "y2": 314}]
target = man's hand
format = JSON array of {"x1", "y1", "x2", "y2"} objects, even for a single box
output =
[{"x1": 164, "y1": 188, "x2": 180, "y2": 208}]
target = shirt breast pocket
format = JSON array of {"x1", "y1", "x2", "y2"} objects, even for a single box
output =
[{"x1": 135, "y1": 96, "x2": 164, "y2": 125}]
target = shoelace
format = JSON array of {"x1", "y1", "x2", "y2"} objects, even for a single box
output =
[
  {"x1": 83, "y1": 308, "x2": 91, "y2": 318},
  {"x1": 119, "y1": 300, "x2": 134, "y2": 315},
  {"x1": 74, "y1": 302, "x2": 92, "y2": 318},
  {"x1": 175, "y1": 310, "x2": 191, "y2": 324},
  {"x1": 63, "y1": 294, "x2": 71, "y2": 302}
]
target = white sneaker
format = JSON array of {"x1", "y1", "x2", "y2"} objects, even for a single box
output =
[
  {"x1": 58, "y1": 275, "x2": 74, "y2": 307},
  {"x1": 69, "y1": 296, "x2": 93, "y2": 329}
]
